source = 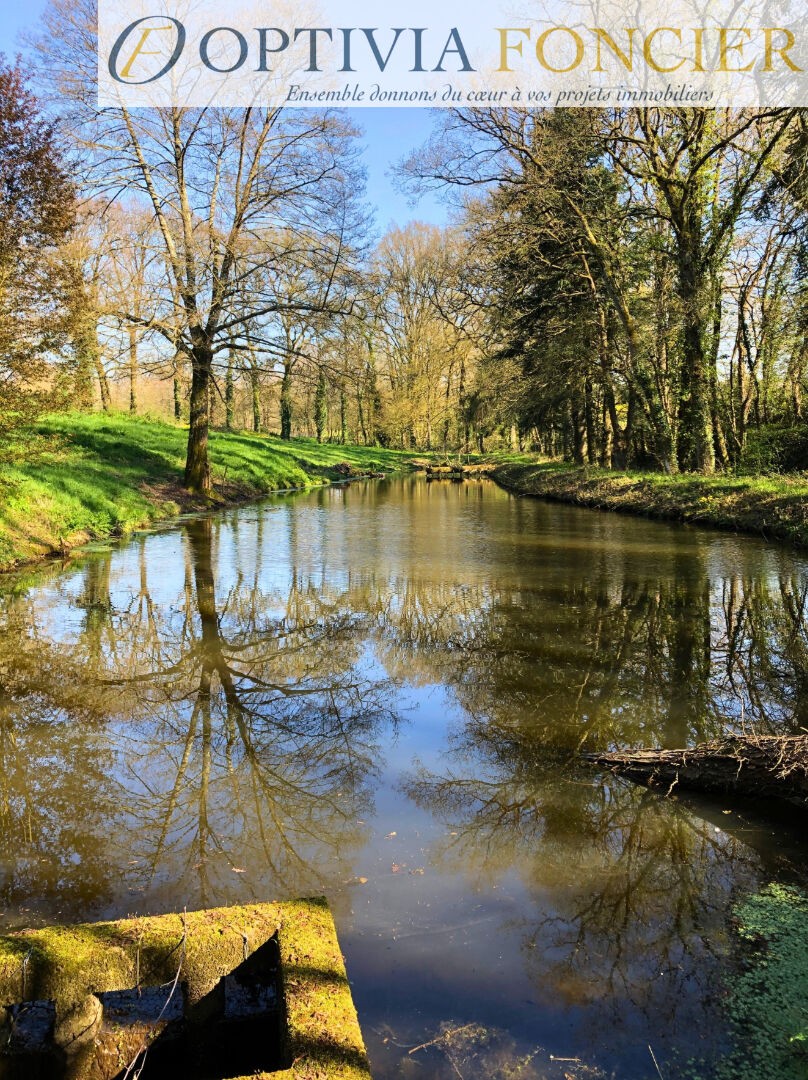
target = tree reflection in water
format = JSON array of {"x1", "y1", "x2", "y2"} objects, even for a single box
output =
[
  {"x1": 115, "y1": 517, "x2": 398, "y2": 909},
  {"x1": 402, "y1": 730, "x2": 760, "y2": 1054},
  {"x1": 0, "y1": 480, "x2": 806, "y2": 1077},
  {"x1": 0, "y1": 515, "x2": 399, "y2": 920}
]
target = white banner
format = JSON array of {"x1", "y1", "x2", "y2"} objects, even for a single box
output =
[{"x1": 97, "y1": 0, "x2": 808, "y2": 107}]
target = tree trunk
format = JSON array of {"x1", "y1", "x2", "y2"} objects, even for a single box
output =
[
  {"x1": 128, "y1": 327, "x2": 138, "y2": 414},
  {"x1": 280, "y1": 368, "x2": 292, "y2": 440},
  {"x1": 357, "y1": 390, "x2": 368, "y2": 444},
  {"x1": 709, "y1": 276, "x2": 728, "y2": 469},
  {"x1": 72, "y1": 288, "x2": 107, "y2": 411},
  {"x1": 184, "y1": 344, "x2": 212, "y2": 493},
  {"x1": 591, "y1": 278, "x2": 623, "y2": 468},
  {"x1": 676, "y1": 241, "x2": 715, "y2": 473},
  {"x1": 570, "y1": 397, "x2": 586, "y2": 465},
  {"x1": 250, "y1": 366, "x2": 261, "y2": 432},
  {"x1": 458, "y1": 359, "x2": 470, "y2": 453},
  {"x1": 314, "y1": 369, "x2": 327, "y2": 444},
  {"x1": 94, "y1": 355, "x2": 111, "y2": 413},
  {"x1": 173, "y1": 373, "x2": 182, "y2": 421},
  {"x1": 225, "y1": 352, "x2": 235, "y2": 431},
  {"x1": 600, "y1": 399, "x2": 614, "y2": 468},
  {"x1": 443, "y1": 364, "x2": 454, "y2": 450},
  {"x1": 584, "y1": 378, "x2": 596, "y2": 465},
  {"x1": 622, "y1": 387, "x2": 637, "y2": 469},
  {"x1": 585, "y1": 734, "x2": 808, "y2": 811},
  {"x1": 75, "y1": 317, "x2": 109, "y2": 411},
  {"x1": 679, "y1": 318, "x2": 714, "y2": 473}
]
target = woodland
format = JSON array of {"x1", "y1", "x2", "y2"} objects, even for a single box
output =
[{"x1": 2, "y1": 5, "x2": 808, "y2": 492}]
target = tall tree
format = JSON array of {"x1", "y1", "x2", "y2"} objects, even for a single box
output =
[
  {"x1": 314, "y1": 367, "x2": 328, "y2": 443},
  {"x1": 609, "y1": 109, "x2": 795, "y2": 471},
  {"x1": 403, "y1": 107, "x2": 797, "y2": 472},
  {"x1": 0, "y1": 56, "x2": 74, "y2": 439},
  {"x1": 372, "y1": 223, "x2": 474, "y2": 450},
  {"x1": 36, "y1": 1, "x2": 366, "y2": 491}
]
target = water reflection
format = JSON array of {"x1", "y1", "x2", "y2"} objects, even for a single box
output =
[
  {"x1": 378, "y1": 553, "x2": 808, "y2": 752},
  {"x1": 0, "y1": 478, "x2": 806, "y2": 1077},
  {"x1": 114, "y1": 517, "x2": 401, "y2": 911},
  {"x1": 402, "y1": 717, "x2": 760, "y2": 1061},
  {"x1": 0, "y1": 514, "x2": 399, "y2": 920}
]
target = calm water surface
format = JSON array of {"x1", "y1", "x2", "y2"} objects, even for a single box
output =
[{"x1": 1, "y1": 476, "x2": 808, "y2": 1079}]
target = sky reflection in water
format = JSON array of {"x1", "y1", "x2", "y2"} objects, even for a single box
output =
[{"x1": 1, "y1": 476, "x2": 807, "y2": 1079}]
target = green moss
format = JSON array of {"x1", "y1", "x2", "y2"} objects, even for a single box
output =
[
  {"x1": 274, "y1": 898, "x2": 371, "y2": 1080},
  {"x1": 0, "y1": 899, "x2": 371, "y2": 1080},
  {"x1": 493, "y1": 463, "x2": 808, "y2": 549}
]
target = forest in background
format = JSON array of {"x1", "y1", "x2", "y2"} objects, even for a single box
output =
[{"x1": 2, "y1": 1, "x2": 808, "y2": 493}]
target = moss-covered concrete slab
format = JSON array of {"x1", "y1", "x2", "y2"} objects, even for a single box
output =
[{"x1": 0, "y1": 897, "x2": 371, "y2": 1080}]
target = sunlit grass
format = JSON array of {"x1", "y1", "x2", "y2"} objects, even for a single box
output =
[
  {"x1": 0, "y1": 412, "x2": 418, "y2": 569},
  {"x1": 493, "y1": 462, "x2": 808, "y2": 548}
]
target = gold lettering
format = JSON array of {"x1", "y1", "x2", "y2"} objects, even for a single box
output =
[
  {"x1": 119, "y1": 25, "x2": 174, "y2": 79},
  {"x1": 496, "y1": 27, "x2": 532, "y2": 71},
  {"x1": 763, "y1": 27, "x2": 802, "y2": 71},
  {"x1": 718, "y1": 27, "x2": 753, "y2": 72},
  {"x1": 643, "y1": 27, "x2": 685, "y2": 73},
  {"x1": 690, "y1": 28, "x2": 705, "y2": 72},
  {"x1": 536, "y1": 27, "x2": 585, "y2": 73},
  {"x1": 592, "y1": 28, "x2": 636, "y2": 72}
]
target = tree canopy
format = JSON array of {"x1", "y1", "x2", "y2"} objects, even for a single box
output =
[{"x1": 0, "y1": 56, "x2": 75, "y2": 440}]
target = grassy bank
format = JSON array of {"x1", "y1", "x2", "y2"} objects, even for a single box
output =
[
  {"x1": 0, "y1": 413, "x2": 417, "y2": 571},
  {"x1": 493, "y1": 462, "x2": 808, "y2": 548}
]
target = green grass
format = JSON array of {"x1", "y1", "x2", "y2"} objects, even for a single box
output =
[
  {"x1": 492, "y1": 462, "x2": 808, "y2": 548},
  {"x1": 0, "y1": 412, "x2": 418, "y2": 571},
  {"x1": 5, "y1": 415, "x2": 803, "y2": 570}
]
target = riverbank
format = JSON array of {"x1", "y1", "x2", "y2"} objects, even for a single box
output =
[
  {"x1": 0, "y1": 413, "x2": 417, "y2": 572},
  {"x1": 5, "y1": 422, "x2": 806, "y2": 572},
  {"x1": 493, "y1": 462, "x2": 808, "y2": 549}
]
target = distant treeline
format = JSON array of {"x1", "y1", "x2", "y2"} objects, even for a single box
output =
[{"x1": 3, "y1": 21, "x2": 808, "y2": 482}]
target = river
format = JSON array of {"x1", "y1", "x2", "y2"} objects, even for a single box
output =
[{"x1": 1, "y1": 475, "x2": 807, "y2": 1079}]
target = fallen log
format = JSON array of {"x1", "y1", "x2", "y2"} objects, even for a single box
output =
[
  {"x1": 584, "y1": 734, "x2": 808, "y2": 812},
  {"x1": 424, "y1": 463, "x2": 494, "y2": 478}
]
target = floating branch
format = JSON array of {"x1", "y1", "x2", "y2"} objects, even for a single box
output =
[{"x1": 585, "y1": 734, "x2": 808, "y2": 811}]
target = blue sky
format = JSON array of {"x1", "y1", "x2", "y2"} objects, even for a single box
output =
[{"x1": 0, "y1": 3, "x2": 450, "y2": 233}]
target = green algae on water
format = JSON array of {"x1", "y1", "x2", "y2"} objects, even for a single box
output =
[{"x1": 717, "y1": 883, "x2": 808, "y2": 1080}]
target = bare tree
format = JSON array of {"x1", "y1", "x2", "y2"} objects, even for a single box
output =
[{"x1": 35, "y1": 0, "x2": 367, "y2": 490}]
